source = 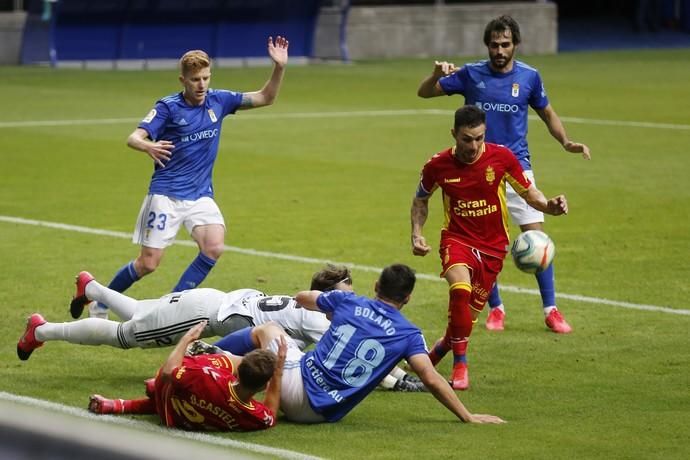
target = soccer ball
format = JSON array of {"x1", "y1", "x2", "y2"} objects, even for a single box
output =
[{"x1": 510, "y1": 230, "x2": 555, "y2": 274}]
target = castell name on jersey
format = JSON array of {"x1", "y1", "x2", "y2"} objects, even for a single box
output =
[
  {"x1": 354, "y1": 306, "x2": 396, "y2": 336},
  {"x1": 181, "y1": 128, "x2": 219, "y2": 143}
]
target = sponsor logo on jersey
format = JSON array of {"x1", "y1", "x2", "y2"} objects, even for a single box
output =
[
  {"x1": 180, "y1": 128, "x2": 219, "y2": 143},
  {"x1": 485, "y1": 166, "x2": 495, "y2": 185},
  {"x1": 176, "y1": 118, "x2": 188, "y2": 126},
  {"x1": 475, "y1": 101, "x2": 519, "y2": 113},
  {"x1": 208, "y1": 109, "x2": 217, "y2": 123},
  {"x1": 512, "y1": 83, "x2": 520, "y2": 97},
  {"x1": 142, "y1": 109, "x2": 157, "y2": 123},
  {"x1": 453, "y1": 198, "x2": 498, "y2": 217},
  {"x1": 476, "y1": 81, "x2": 486, "y2": 89},
  {"x1": 444, "y1": 177, "x2": 462, "y2": 183}
]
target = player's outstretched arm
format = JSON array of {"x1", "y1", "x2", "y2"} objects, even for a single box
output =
[
  {"x1": 240, "y1": 36, "x2": 289, "y2": 110},
  {"x1": 408, "y1": 353, "x2": 506, "y2": 424},
  {"x1": 161, "y1": 321, "x2": 206, "y2": 380},
  {"x1": 521, "y1": 187, "x2": 568, "y2": 216},
  {"x1": 294, "y1": 290, "x2": 322, "y2": 311},
  {"x1": 535, "y1": 105, "x2": 591, "y2": 160},
  {"x1": 417, "y1": 61, "x2": 455, "y2": 98}
]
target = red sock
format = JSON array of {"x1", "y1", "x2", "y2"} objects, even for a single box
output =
[
  {"x1": 448, "y1": 282, "x2": 472, "y2": 364},
  {"x1": 122, "y1": 398, "x2": 156, "y2": 414},
  {"x1": 428, "y1": 335, "x2": 451, "y2": 366}
]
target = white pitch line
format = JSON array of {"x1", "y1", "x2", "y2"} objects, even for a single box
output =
[
  {"x1": 0, "y1": 392, "x2": 323, "y2": 460},
  {"x1": 1, "y1": 110, "x2": 689, "y2": 130},
  {"x1": 1, "y1": 215, "x2": 687, "y2": 316}
]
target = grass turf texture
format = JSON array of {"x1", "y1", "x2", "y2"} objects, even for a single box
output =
[{"x1": 1, "y1": 49, "x2": 689, "y2": 459}]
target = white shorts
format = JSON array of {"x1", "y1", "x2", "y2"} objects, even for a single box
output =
[
  {"x1": 120, "y1": 288, "x2": 226, "y2": 348},
  {"x1": 268, "y1": 337, "x2": 326, "y2": 424},
  {"x1": 506, "y1": 170, "x2": 544, "y2": 226},
  {"x1": 132, "y1": 194, "x2": 225, "y2": 249}
]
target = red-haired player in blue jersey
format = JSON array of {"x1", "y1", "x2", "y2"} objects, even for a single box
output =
[
  {"x1": 418, "y1": 15, "x2": 590, "y2": 334},
  {"x1": 410, "y1": 105, "x2": 568, "y2": 390},
  {"x1": 85, "y1": 37, "x2": 289, "y2": 320}
]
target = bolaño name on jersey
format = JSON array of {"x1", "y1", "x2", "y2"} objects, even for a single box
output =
[
  {"x1": 475, "y1": 101, "x2": 519, "y2": 113},
  {"x1": 354, "y1": 306, "x2": 396, "y2": 336},
  {"x1": 453, "y1": 199, "x2": 497, "y2": 217},
  {"x1": 180, "y1": 128, "x2": 219, "y2": 143}
]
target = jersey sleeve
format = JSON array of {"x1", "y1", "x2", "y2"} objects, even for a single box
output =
[
  {"x1": 528, "y1": 70, "x2": 549, "y2": 110},
  {"x1": 416, "y1": 156, "x2": 439, "y2": 198},
  {"x1": 315, "y1": 290, "x2": 350, "y2": 314},
  {"x1": 503, "y1": 148, "x2": 533, "y2": 194},
  {"x1": 438, "y1": 66, "x2": 468, "y2": 95},
  {"x1": 138, "y1": 100, "x2": 171, "y2": 141},
  {"x1": 216, "y1": 89, "x2": 244, "y2": 117},
  {"x1": 403, "y1": 331, "x2": 429, "y2": 360}
]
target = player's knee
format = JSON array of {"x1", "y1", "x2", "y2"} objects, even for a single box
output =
[
  {"x1": 201, "y1": 242, "x2": 224, "y2": 260},
  {"x1": 135, "y1": 257, "x2": 160, "y2": 276}
]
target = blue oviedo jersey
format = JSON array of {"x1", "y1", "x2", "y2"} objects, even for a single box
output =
[
  {"x1": 439, "y1": 60, "x2": 549, "y2": 170},
  {"x1": 139, "y1": 89, "x2": 243, "y2": 200},
  {"x1": 301, "y1": 290, "x2": 428, "y2": 422}
]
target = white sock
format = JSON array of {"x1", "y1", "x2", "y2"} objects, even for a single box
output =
[
  {"x1": 35, "y1": 319, "x2": 122, "y2": 347},
  {"x1": 86, "y1": 280, "x2": 138, "y2": 320},
  {"x1": 389, "y1": 366, "x2": 406, "y2": 380},
  {"x1": 379, "y1": 374, "x2": 397, "y2": 389},
  {"x1": 491, "y1": 304, "x2": 505, "y2": 312},
  {"x1": 543, "y1": 306, "x2": 557, "y2": 316}
]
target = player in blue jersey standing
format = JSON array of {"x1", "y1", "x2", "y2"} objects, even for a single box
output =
[
  {"x1": 417, "y1": 15, "x2": 590, "y2": 334},
  {"x1": 215, "y1": 264, "x2": 505, "y2": 424},
  {"x1": 82, "y1": 37, "x2": 289, "y2": 319}
]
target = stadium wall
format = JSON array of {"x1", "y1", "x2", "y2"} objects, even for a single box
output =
[
  {"x1": 0, "y1": 11, "x2": 27, "y2": 65},
  {"x1": 313, "y1": 2, "x2": 558, "y2": 60}
]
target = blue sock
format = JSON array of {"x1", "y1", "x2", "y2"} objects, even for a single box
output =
[
  {"x1": 453, "y1": 354, "x2": 467, "y2": 365},
  {"x1": 98, "y1": 262, "x2": 139, "y2": 309},
  {"x1": 214, "y1": 327, "x2": 256, "y2": 355},
  {"x1": 536, "y1": 264, "x2": 556, "y2": 308},
  {"x1": 172, "y1": 252, "x2": 216, "y2": 292},
  {"x1": 488, "y1": 282, "x2": 502, "y2": 308}
]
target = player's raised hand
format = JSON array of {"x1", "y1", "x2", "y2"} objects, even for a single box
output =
[
  {"x1": 563, "y1": 140, "x2": 591, "y2": 160},
  {"x1": 412, "y1": 234, "x2": 431, "y2": 257},
  {"x1": 433, "y1": 60, "x2": 458, "y2": 77},
  {"x1": 546, "y1": 195, "x2": 568, "y2": 216},
  {"x1": 183, "y1": 321, "x2": 207, "y2": 343},
  {"x1": 146, "y1": 140, "x2": 174, "y2": 168},
  {"x1": 268, "y1": 36, "x2": 289, "y2": 67},
  {"x1": 468, "y1": 414, "x2": 507, "y2": 424}
]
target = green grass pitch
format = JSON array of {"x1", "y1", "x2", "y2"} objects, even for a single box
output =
[{"x1": 1, "y1": 48, "x2": 689, "y2": 459}]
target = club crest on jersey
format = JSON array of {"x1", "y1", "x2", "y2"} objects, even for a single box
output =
[
  {"x1": 485, "y1": 166, "x2": 495, "y2": 185},
  {"x1": 511, "y1": 83, "x2": 520, "y2": 97},
  {"x1": 207, "y1": 109, "x2": 218, "y2": 123},
  {"x1": 142, "y1": 109, "x2": 157, "y2": 123}
]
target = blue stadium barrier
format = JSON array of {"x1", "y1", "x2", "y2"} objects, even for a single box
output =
[{"x1": 21, "y1": 0, "x2": 321, "y2": 65}]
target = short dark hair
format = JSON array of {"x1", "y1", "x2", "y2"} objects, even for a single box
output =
[
  {"x1": 310, "y1": 264, "x2": 353, "y2": 291},
  {"x1": 377, "y1": 264, "x2": 416, "y2": 303},
  {"x1": 238, "y1": 348, "x2": 277, "y2": 392},
  {"x1": 454, "y1": 105, "x2": 486, "y2": 131},
  {"x1": 483, "y1": 15, "x2": 521, "y2": 46}
]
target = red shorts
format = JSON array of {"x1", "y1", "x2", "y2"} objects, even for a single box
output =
[{"x1": 439, "y1": 237, "x2": 504, "y2": 312}]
